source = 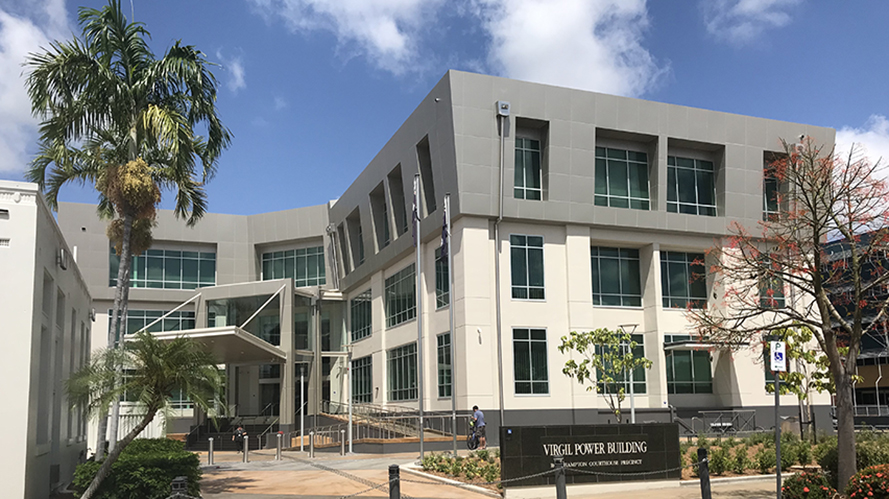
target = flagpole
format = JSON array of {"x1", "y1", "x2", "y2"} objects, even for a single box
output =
[
  {"x1": 445, "y1": 193, "x2": 457, "y2": 457},
  {"x1": 414, "y1": 174, "x2": 425, "y2": 459}
]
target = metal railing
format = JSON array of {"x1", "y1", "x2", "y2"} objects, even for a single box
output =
[{"x1": 854, "y1": 405, "x2": 889, "y2": 417}]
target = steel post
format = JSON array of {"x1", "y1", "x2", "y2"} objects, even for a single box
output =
[
  {"x1": 243, "y1": 435, "x2": 249, "y2": 463},
  {"x1": 208, "y1": 437, "x2": 214, "y2": 465},
  {"x1": 389, "y1": 464, "x2": 400, "y2": 499},
  {"x1": 554, "y1": 457, "x2": 567, "y2": 499},
  {"x1": 341, "y1": 429, "x2": 346, "y2": 456},
  {"x1": 309, "y1": 431, "x2": 315, "y2": 459},
  {"x1": 276, "y1": 433, "x2": 283, "y2": 461}
]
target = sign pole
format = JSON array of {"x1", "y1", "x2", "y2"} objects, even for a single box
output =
[{"x1": 770, "y1": 338, "x2": 786, "y2": 499}]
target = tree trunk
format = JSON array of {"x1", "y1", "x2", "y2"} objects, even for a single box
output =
[
  {"x1": 80, "y1": 404, "x2": 159, "y2": 499},
  {"x1": 834, "y1": 371, "x2": 857, "y2": 488},
  {"x1": 106, "y1": 211, "x2": 135, "y2": 456}
]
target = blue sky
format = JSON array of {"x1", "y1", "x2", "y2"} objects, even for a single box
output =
[{"x1": 1, "y1": 0, "x2": 888, "y2": 215}]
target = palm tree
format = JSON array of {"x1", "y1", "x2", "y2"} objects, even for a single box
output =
[
  {"x1": 68, "y1": 332, "x2": 224, "y2": 499},
  {"x1": 24, "y1": 0, "x2": 231, "y2": 456}
]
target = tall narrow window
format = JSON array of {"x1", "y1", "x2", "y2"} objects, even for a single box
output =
[
  {"x1": 591, "y1": 247, "x2": 642, "y2": 307},
  {"x1": 437, "y1": 333, "x2": 452, "y2": 398},
  {"x1": 388, "y1": 165, "x2": 409, "y2": 236},
  {"x1": 352, "y1": 356, "x2": 372, "y2": 403},
  {"x1": 435, "y1": 247, "x2": 449, "y2": 308},
  {"x1": 513, "y1": 328, "x2": 549, "y2": 394},
  {"x1": 763, "y1": 168, "x2": 779, "y2": 221},
  {"x1": 760, "y1": 258, "x2": 786, "y2": 308},
  {"x1": 370, "y1": 183, "x2": 390, "y2": 250},
  {"x1": 385, "y1": 264, "x2": 416, "y2": 327},
  {"x1": 510, "y1": 235, "x2": 545, "y2": 300},
  {"x1": 417, "y1": 136, "x2": 437, "y2": 215},
  {"x1": 667, "y1": 156, "x2": 716, "y2": 216},
  {"x1": 661, "y1": 251, "x2": 707, "y2": 309},
  {"x1": 388, "y1": 342, "x2": 418, "y2": 401},
  {"x1": 515, "y1": 138, "x2": 542, "y2": 200},
  {"x1": 261, "y1": 247, "x2": 326, "y2": 287},
  {"x1": 665, "y1": 335, "x2": 712, "y2": 394},
  {"x1": 350, "y1": 289, "x2": 372, "y2": 341},
  {"x1": 594, "y1": 147, "x2": 649, "y2": 209},
  {"x1": 595, "y1": 335, "x2": 647, "y2": 394}
]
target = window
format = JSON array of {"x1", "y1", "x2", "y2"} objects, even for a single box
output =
[
  {"x1": 513, "y1": 328, "x2": 549, "y2": 394},
  {"x1": 110, "y1": 248, "x2": 216, "y2": 289},
  {"x1": 515, "y1": 138, "x2": 542, "y2": 200},
  {"x1": 763, "y1": 168, "x2": 779, "y2": 221},
  {"x1": 261, "y1": 247, "x2": 326, "y2": 287},
  {"x1": 109, "y1": 310, "x2": 197, "y2": 339},
  {"x1": 350, "y1": 289, "x2": 372, "y2": 342},
  {"x1": 760, "y1": 271, "x2": 786, "y2": 308},
  {"x1": 385, "y1": 264, "x2": 416, "y2": 327},
  {"x1": 510, "y1": 235, "x2": 544, "y2": 300},
  {"x1": 260, "y1": 364, "x2": 281, "y2": 379},
  {"x1": 417, "y1": 136, "x2": 437, "y2": 215},
  {"x1": 594, "y1": 147, "x2": 649, "y2": 209},
  {"x1": 591, "y1": 247, "x2": 642, "y2": 307},
  {"x1": 437, "y1": 333, "x2": 452, "y2": 398},
  {"x1": 595, "y1": 334, "x2": 647, "y2": 394},
  {"x1": 352, "y1": 356, "x2": 372, "y2": 403},
  {"x1": 660, "y1": 251, "x2": 707, "y2": 309},
  {"x1": 387, "y1": 343, "x2": 417, "y2": 401},
  {"x1": 388, "y1": 165, "x2": 409, "y2": 236},
  {"x1": 667, "y1": 156, "x2": 716, "y2": 216},
  {"x1": 41, "y1": 272, "x2": 53, "y2": 317},
  {"x1": 664, "y1": 335, "x2": 712, "y2": 394},
  {"x1": 435, "y1": 247, "x2": 449, "y2": 308},
  {"x1": 36, "y1": 326, "x2": 50, "y2": 445}
]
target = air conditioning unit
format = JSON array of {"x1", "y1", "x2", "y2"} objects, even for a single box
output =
[{"x1": 58, "y1": 247, "x2": 69, "y2": 270}]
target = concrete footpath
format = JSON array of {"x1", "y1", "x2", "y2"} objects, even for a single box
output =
[{"x1": 198, "y1": 450, "x2": 779, "y2": 499}]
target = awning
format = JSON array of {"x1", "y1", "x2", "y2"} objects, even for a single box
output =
[
  {"x1": 146, "y1": 326, "x2": 287, "y2": 364},
  {"x1": 664, "y1": 340, "x2": 715, "y2": 351}
]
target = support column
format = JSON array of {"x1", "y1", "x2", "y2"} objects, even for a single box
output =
[{"x1": 280, "y1": 282, "x2": 295, "y2": 431}]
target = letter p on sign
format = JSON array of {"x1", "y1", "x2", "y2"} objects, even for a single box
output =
[{"x1": 770, "y1": 341, "x2": 786, "y2": 372}]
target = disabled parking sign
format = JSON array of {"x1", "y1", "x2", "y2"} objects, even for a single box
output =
[{"x1": 770, "y1": 341, "x2": 787, "y2": 372}]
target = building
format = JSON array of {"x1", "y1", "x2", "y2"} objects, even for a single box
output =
[
  {"x1": 1, "y1": 181, "x2": 92, "y2": 498},
  {"x1": 57, "y1": 70, "x2": 835, "y2": 446}
]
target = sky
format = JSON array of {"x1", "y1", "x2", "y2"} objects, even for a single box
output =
[{"x1": 1, "y1": 0, "x2": 888, "y2": 215}]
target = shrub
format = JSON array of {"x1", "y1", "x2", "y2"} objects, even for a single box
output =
[
  {"x1": 748, "y1": 432, "x2": 774, "y2": 446},
  {"x1": 845, "y1": 464, "x2": 889, "y2": 499},
  {"x1": 493, "y1": 448, "x2": 501, "y2": 459},
  {"x1": 481, "y1": 462, "x2": 500, "y2": 483},
  {"x1": 817, "y1": 436, "x2": 889, "y2": 489},
  {"x1": 709, "y1": 446, "x2": 730, "y2": 476},
  {"x1": 72, "y1": 439, "x2": 201, "y2": 499},
  {"x1": 781, "y1": 443, "x2": 798, "y2": 471},
  {"x1": 474, "y1": 449, "x2": 490, "y2": 462},
  {"x1": 697, "y1": 433, "x2": 710, "y2": 449},
  {"x1": 689, "y1": 448, "x2": 700, "y2": 477},
  {"x1": 422, "y1": 453, "x2": 439, "y2": 471},
  {"x1": 447, "y1": 458, "x2": 463, "y2": 476},
  {"x1": 782, "y1": 471, "x2": 836, "y2": 499},
  {"x1": 796, "y1": 441, "x2": 813, "y2": 466},
  {"x1": 462, "y1": 459, "x2": 480, "y2": 480},
  {"x1": 724, "y1": 436, "x2": 737, "y2": 449},
  {"x1": 756, "y1": 447, "x2": 777, "y2": 474},
  {"x1": 732, "y1": 445, "x2": 752, "y2": 474}
]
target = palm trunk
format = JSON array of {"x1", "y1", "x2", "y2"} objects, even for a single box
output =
[
  {"x1": 834, "y1": 370, "x2": 857, "y2": 488},
  {"x1": 106, "y1": 211, "x2": 135, "y2": 456},
  {"x1": 80, "y1": 403, "x2": 159, "y2": 499}
]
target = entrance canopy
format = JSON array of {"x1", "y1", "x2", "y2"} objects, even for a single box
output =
[{"x1": 150, "y1": 326, "x2": 286, "y2": 364}]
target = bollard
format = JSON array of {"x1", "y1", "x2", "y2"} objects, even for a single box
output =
[
  {"x1": 276, "y1": 432, "x2": 283, "y2": 460},
  {"x1": 309, "y1": 431, "x2": 315, "y2": 458},
  {"x1": 341, "y1": 429, "x2": 346, "y2": 456},
  {"x1": 554, "y1": 457, "x2": 567, "y2": 499},
  {"x1": 389, "y1": 464, "x2": 400, "y2": 499},
  {"x1": 698, "y1": 447, "x2": 711, "y2": 499},
  {"x1": 208, "y1": 437, "x2": 214, "y2": 465},
  {"x1": 171, "y1": 476, "x2": 187, "y2": 494},
  {"x1": 243, "y1": 435, "x2": 249, "y2": 463}
]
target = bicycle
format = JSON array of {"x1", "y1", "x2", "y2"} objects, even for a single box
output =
[{"x1": 467, "y1": 420, "x2": 479, "y2": 450}]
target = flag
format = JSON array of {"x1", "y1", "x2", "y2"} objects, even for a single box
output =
[
  {"x1": 411, "y1": 175, "x2": 420, "y2": 247},
  {"x1": 440, "y1": 197, "x2": 449, "y2": 259}
]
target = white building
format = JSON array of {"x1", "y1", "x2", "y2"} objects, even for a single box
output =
[
  {"x1": 1, "y1": 181, "x2": 92, "y2": 499},
  {"x1": 56, "y1": 71, "x2": 835, "y2": 448}
]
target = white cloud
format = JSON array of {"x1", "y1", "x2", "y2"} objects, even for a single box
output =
[
  {"x1": 473, "y1": 0, "x2": 665, "y2": 97},
  {"x1": 702, "y1": 0, "x2": 803, "y2": 45},
  {"x1": 216, "y1": 50, "x2": 246, "y2": 93},
  {"x1": 0, "y1": 0, "x2": 69, "y2": 174},
  {"x1": 836, "y1": 115, "x2": 889, "y2": 170},
  {"x1": 248, "y1": 0, "x2": 442, "y2": 75},
  {"x1": 273, "y1": 96, "x2": 287, "y2": 111}
]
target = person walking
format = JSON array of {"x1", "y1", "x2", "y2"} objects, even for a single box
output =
[{"x1": 472, "y1": 405, "x2": 487, "y2": 450}]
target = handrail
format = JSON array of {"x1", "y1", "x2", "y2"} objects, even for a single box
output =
[{"x1": 258, "y1": 417, "x2": 280, "y2": 439}]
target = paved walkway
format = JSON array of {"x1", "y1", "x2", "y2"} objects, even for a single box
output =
[{"x1": 199, "y1": 450, "x2": 779, "y2": 499}]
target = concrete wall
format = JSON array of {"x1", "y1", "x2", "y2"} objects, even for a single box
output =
[{"x1": 1, "y1": 181, "x2": 91, "y2": 499}]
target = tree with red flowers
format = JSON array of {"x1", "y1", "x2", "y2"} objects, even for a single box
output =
[{"x1": 688, "y1": 137, "x2": 889, "y2": 489}]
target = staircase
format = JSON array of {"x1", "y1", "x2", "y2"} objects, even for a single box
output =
[{"x1": 185, "y1": 417, "x2": 279, "y2": 451}]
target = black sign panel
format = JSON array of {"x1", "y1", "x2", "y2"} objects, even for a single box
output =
[{"x1": 499, "y1": 423, "x2": 680, "y2": 487}]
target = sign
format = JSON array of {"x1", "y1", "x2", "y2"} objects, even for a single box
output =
[
  {"x1": 499, "y1": 423, "x2": 681, "y2": 487},
  {"x1": 770, "y1": 341, "x2": 787, "y2": 372}
]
